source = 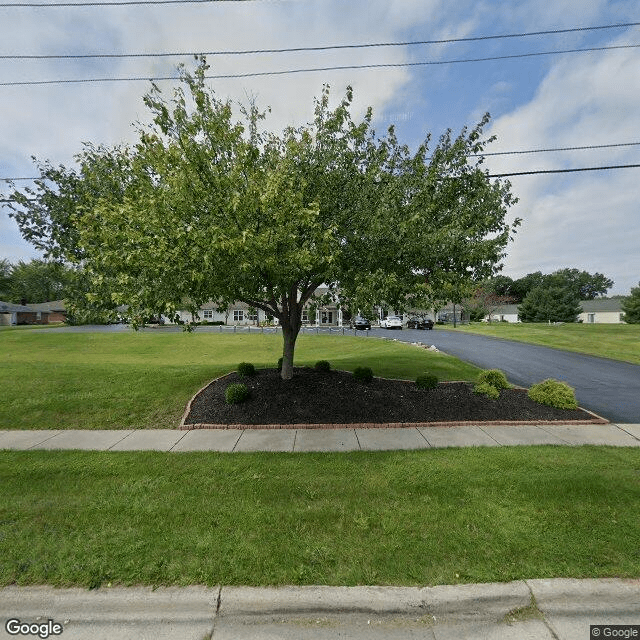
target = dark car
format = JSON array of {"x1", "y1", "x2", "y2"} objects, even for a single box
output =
[
  {"x1": 406, "y1": 317, "x2": 434, "y2": 330},
  {"x1": 351, "y1": 316, "x2": 372, "y2": 330}
]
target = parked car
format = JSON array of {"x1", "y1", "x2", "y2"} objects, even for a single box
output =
[
  {"x1": 350, "y1": 316, "x2": 372, "y2": 330},
  {"x1": 406, "y1": 317, "x2": 434, "y2": 330},
  {"x1": 380, "y1": 315, "x2": 403, "y2": 329}
]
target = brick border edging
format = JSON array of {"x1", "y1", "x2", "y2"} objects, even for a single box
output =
[{"x1": 180, "y1": 370, "x2": 609, "y2": 430}]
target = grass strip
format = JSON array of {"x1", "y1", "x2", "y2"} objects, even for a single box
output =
[
  {"x1": 445, "y1": 323, "x2": 640, "y2": 365},
  {"x1": 0, "y1": 332, "x2": 481, "y2": 429},
  {"x1": 1, "y1": 447, "x2": 639, "y2": 587}
]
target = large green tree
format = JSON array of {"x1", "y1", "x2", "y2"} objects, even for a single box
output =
[
  {"x1": 621, "y1": 282, "x2": 640, "y2": 324},
  {"x1": 6, "y1": 60, "x2": 519, "y2": 379},
  {"x1": 5, "y1": 259, "x2": 73, "y2": 304},
  {"x1": 518, "y1": 285, "x2": 583, "y2": 323}
]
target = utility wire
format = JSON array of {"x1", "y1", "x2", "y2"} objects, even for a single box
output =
[
  {"x1": 1, "y1": 43, "x2": 639, "y2": 86},
  {"x1": 3, "y1": 165, "x2": 640, "y2": 190},
  {"x1": 471, "y1": 141, "x2": 640, "y2": 157},
  {"x1": 2, "y1": 21, "x2": 639, "y2": 58},
  {"x1": 487, "y1": 164, "x2": 640, "y2": 177},
  {"x1": 0, "y1": 0, "x2": 258, "y2": 6},
  {"x1": 3, "y1": 143, "x2": 640, "y2": 182}
]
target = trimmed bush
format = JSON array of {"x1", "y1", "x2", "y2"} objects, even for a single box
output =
[
  {"x1": 237, "y1": 362, "x2": 256, "y2": 377},
  {"x1": 353, "y1": 366, "x2": 374, "y2": 383},
  {"x1": 473, "y1": 382, "x2": 500, "y2": 399},
  {"x1": 314, "y1": 360, "x2": 331, "y2": 372},
  {"x1": 225, "y1": 383, "x2": 250, "y2": 405},
  {"x1": 528, "y1": 379, "x2": 578, "y2": 410},
  {"x1": 416, "y1": 373, "x2": 438, "y2": 390},
  {"x1": 477, "y1": 369, "x2": 510, "y2": 389}
]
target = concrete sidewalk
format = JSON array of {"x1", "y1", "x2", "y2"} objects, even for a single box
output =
[
  {"x1": 1, "y1": 579, "x2": 638, "y2": 639},
  {"x1": 1, "y1": 423, "x2": 639, "y2": 452}
]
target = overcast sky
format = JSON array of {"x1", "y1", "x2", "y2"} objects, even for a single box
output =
[{"x1": 1, "y1": 0, "x2": 638, "y2": 295}]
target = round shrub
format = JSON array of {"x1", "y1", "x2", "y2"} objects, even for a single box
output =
[
  {"x1": 314, "y1": 360, "x2": 331, "y2": 372},
  {"x1": 225, "y1": 383, "x2": 250, "y2": 405},
  {"x1": 477, "y1": 369, "x2": 510, "y2": 389},
  {"x1": 473, "y1": 382, "x2": 500, "y2": 399},
  {"x1": 416, "y1": 373, "x2": 438, "y2": 390},
  {"x1": 237, "y1": 362, "x2": 256, "y2": 377},
  {"x1": 353, "y1": 366, "x2": 374, "y2": 383},
  {"x1": 528, "y1": 379, "x2": 578, "y2": 409}
]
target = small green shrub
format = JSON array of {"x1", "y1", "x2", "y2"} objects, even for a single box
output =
[
  {"x1": 416, "y1": 373, "x2": 438, "y2": 390},
  {"x1": 225, "y1": 383, "x2": 250, "y2": 404},
  {"x1": 237, "y1": 362, "x2": 256, "y2": 377},
  {"x1": 314, "y1": 360, "x2": 331, "y2": 372},
  {"x1": 353, "y1": 366, "x2": 374, "y2": 383},
  {"x1": 473, "y1": 382, "x2": 500, "y2": 399},
  {"x1": 477, "y1": 369, "x2": 510, "y2": 389},
  {"x1": 528, "y1": 379, "x2": 578, "y2": 409}
]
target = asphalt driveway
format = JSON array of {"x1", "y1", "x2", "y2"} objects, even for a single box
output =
[{"x1": 370, "y1": 327, "x2": 640, "y2": 423}]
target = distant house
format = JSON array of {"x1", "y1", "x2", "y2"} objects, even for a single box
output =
[
  {"x1": 578, "y1": 298, "x2": 625, "y2": 324},
  {"x1": 484, "y1": 304, "x2": 521, "y2": 323},
  {"x1": 0, "y1": 300, "x2": 49, "y2": 325},
  {"x1": 175, "y1": 289, "x2": 345, "y2": 326},
  {"x1": 482, "y1": 298, "x2": 625, "y2": 324},
  {"x1": 27, "y1": 300, "x2": 67, "y2": 324}
]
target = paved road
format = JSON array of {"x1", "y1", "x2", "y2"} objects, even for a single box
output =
[{"x1": 369, "y1": 328, "x2": 640, "y2": 423}]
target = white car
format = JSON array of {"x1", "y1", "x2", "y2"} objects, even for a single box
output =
[{"x1": 380, "y1": 315, "x2": 403, "y2": 329}]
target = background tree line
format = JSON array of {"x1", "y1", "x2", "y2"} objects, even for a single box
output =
[{"x1": 0, "y1": 258, "x2": 73, "y2": 304}]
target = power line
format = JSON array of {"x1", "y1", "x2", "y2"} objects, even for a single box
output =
[
  {"x1": 473, "y1": 141, "x2": 640, "y2": 157},
  {"x1": 2, "y1": 21, "x2": 639, "y2": 59},
  {"x1": 487, "y1": 163, "x2": 640, "y2": 177},
  {"x1": 3, "y1": 143, "x2": 640, "y2": 182},
  {"x1": 2, "y1": 43, "x2": 639, "y2": 87},
  {"x1": 0, "y1": 0, "x2": 257, "y2": 6},
  {"x1": 4, "y1": 164, "x2": 640, "y2": 189}
]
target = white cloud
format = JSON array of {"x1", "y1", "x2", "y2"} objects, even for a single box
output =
[{"x1": 486, "y1": 36, "x2": 640, "y2": 294}]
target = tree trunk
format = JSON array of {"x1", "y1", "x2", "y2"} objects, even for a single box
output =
[{"x1": 280, "y1": 322, "x2": 298, "y2": 380}]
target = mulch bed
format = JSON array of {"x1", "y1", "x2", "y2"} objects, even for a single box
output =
[{"x1": 183, "y1": 367, "x2": 603, "y2": 428}]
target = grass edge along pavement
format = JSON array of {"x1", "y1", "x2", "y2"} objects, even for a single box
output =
[
  {"x1": 0, "y1": 331, "x2": 482, "y2": 430},
  {"x1": 445, "y1": 322, "x2": 640, "y2": 365},
  {"x1": 0, "y1": 446, "x2": 639, "y2": 588}
]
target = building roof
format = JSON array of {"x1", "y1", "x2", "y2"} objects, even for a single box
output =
[
  {"x1": 0, "y1": 300, "x2": 35, "y2": 313},
  {"x1": 27, "y1": 300, "x2": 66, "y2": 313}
]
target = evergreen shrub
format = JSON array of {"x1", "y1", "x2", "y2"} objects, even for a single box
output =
[
  {"x1": 528, "y1": 379, "x2": 578, "y2": 409},
  {"x1": 477, "y1": 369, "x2": 510, "y2": 389},
  {"x1": 416, "y1": 373, "x2": 438, "y2": 390},
  {"x1": 473, "y1": 382, "x2": 500, "y2": 399},
  {"x1": 353, "y1": 366, "x2": 374, "y2": 383},
  {"x1": 237, "y1": 362, "x2": 256, "y2": 377},
  {"x1": 225, "y1": 383, "x2": 250, "y2": 404}
]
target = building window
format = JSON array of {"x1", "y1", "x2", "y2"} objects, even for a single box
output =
[
  {"x1": 247, "y1": 310, "x2": 258, "y2": 321},
  {"x1": 233, "y1": 309, "x2": 244, "y2": 322},
  {"x1": 301, "y1": 310, "x2": 309, "y2": 323},
  {"x1": 321, "y1": 311, "x2": 333, "y2": 324},
  {"x1": 587, "y1": 313, "x2": 595, "y2": 324},
  {"x1": 203, "y1": 309, "x2": 213, "y2": 320}
]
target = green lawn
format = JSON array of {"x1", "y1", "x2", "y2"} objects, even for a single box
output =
[
  {"x1": 1, "y1": 447, "x2": 638, "y2": 587},
  {"x1": 441, "y1": 322, "x2": 640, "y2": 365},
  {"x1": 0, "y1": 331, "x2": 481, "y2": 429}
]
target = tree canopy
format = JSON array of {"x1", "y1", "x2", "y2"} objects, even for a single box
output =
[
  {"x1": 5, "y1": 59, "x2": 520, "y2": 379},
  {"x1": 487, "y1": 269, "x2": 613, "y2": 303},
  {"x1": 518, "y1": 285, "x2": 583, "y2": 323},
  {"x1": 621, "y1": 282, "x2": 640, "y2": 324}
]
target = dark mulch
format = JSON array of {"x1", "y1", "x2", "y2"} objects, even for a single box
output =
[{"x1": 185, "y1": 367, "x2": 598, "y2": 426}]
